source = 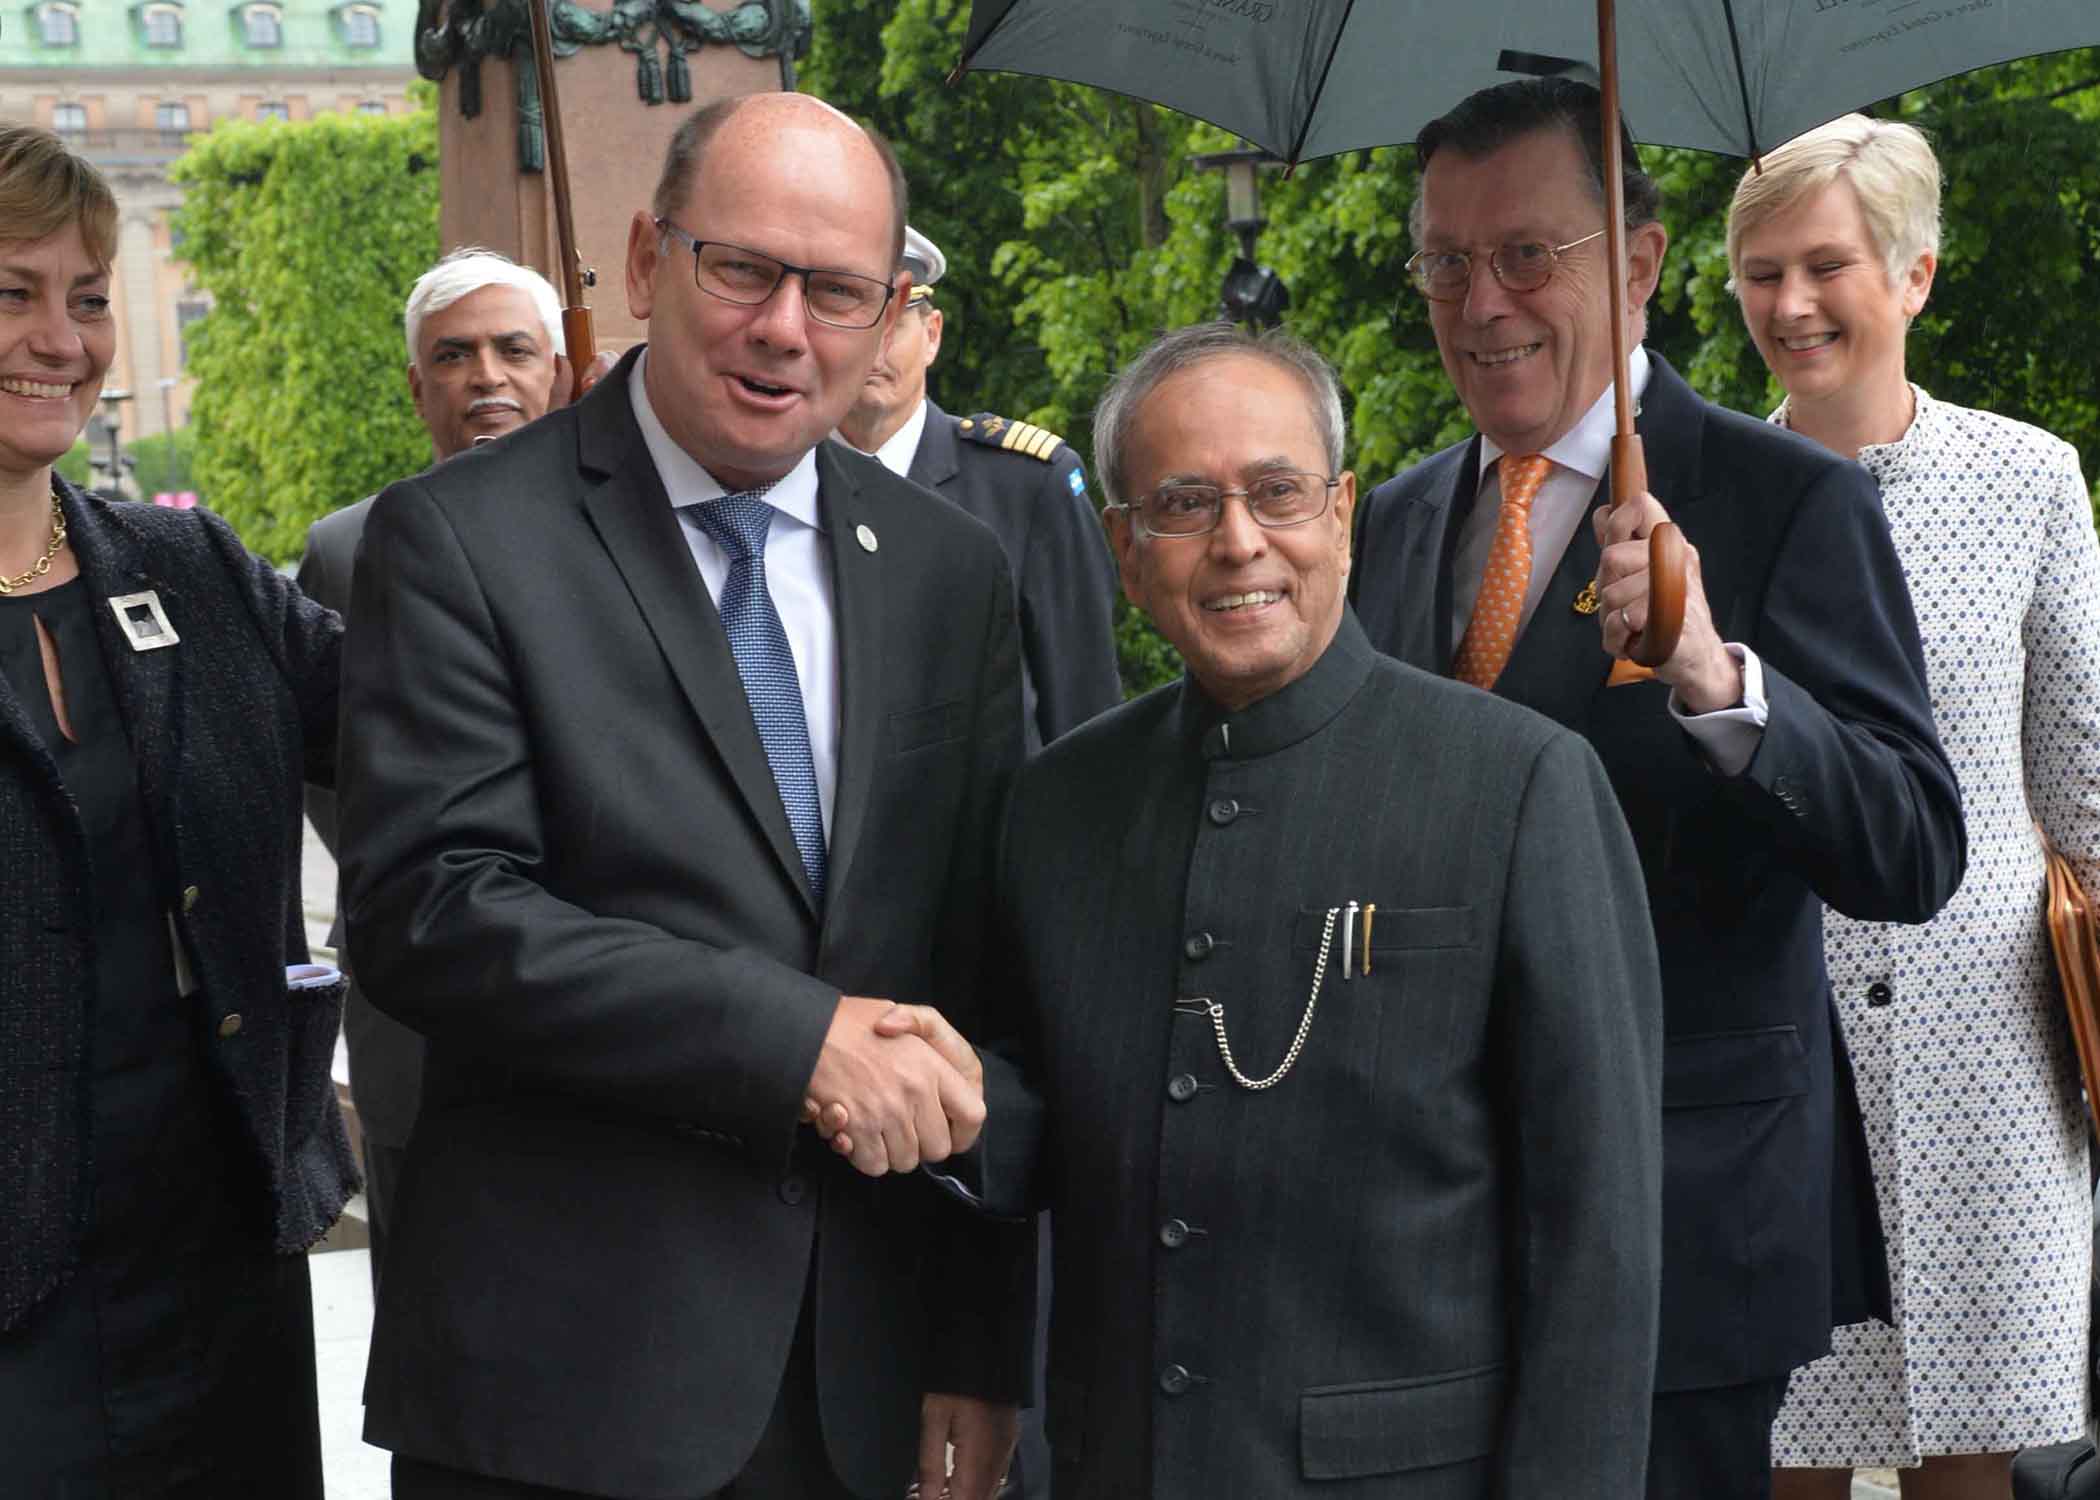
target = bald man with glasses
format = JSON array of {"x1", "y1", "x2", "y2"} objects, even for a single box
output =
[{"x1": 340, "y1": 92, "x2": 1029, "y2": 1500}]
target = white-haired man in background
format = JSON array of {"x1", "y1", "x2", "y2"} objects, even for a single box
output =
[{"x1": 300, "y1": 247, "x2": 568, "y2": 1284}]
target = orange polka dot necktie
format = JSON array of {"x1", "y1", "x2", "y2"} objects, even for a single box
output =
[{"x1": 1453, "y1": 453, "x2": 1552, "y2": 691}]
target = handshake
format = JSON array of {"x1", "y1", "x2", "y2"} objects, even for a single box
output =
[{"x1": 799, "y1": 995, "x2": 985, "y2": 1176}]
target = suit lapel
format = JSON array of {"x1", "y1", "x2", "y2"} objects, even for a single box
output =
[
  {"x1": 814, "y1": 444, "x2": 881, "y2": 914},
  {"x1": 1629, "y1": 356, "x2": 1711, "y2": 556},
  {"x1": 1366, "y1": 440, "x2": 1477, "y2": 676},
  {"x1": 906, "y1": 400, "x2": 961, "y2": 492},
  {"x1": 574, "y1": 362, "x2": 818, "y2": 913},
  {"x1": 1429, "y1": 442, "x2": 1483, "y2": 674},
  {"x1": 63, "y1": 488, "x2": 183, "y2": 831}
]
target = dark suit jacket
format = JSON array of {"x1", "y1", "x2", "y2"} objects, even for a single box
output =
[
  {"x1": 1349, "y1": 354, "x2": 1966, "y2": 1392},
  {"x1": 298, "y1": 495, "x2": 424, "y2": 1152},
  {"x1": 904, "y1": 400, "x2": 1122, "y2": 750},
  {"x1": 339, "y1": 348, "x2": 1029, "y2": 1500},
  {"x1": 965, "y1": 615, "x2": 1664, "y2": 1497},
  {"x1": 1, "y1": 481, "x2": 352, "y2": 1329}
]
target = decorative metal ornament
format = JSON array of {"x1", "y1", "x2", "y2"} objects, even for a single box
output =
[
  {"x1": 107, "y1": 590, "x2": 181, "y2": 652},
  {"x1": 1573, "y1": 578, "x2": 1600, "y2": 616},
  {"x1": 414, "y1": 0, "x2": 812, "y2": 175}
]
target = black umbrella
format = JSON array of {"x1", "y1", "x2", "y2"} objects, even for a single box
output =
[
  {"x1": 960, "y1": 1, "x2": 2096, "y2": 163},
  {"x1": 956, "y1": 0, "x2": 2099, "y2": 666}
]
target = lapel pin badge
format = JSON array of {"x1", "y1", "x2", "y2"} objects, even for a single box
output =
[
  {"x1": 1572, "y1": 579, "x2": 1601, "y2": 616},
  {"x1": 855, "y1": 524, "x2": 879, "y2": 554},
  {"x1": 108, "y1": 590, "x2": 180, "y2": 652}
]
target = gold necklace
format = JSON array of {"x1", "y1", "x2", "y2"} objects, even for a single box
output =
[{"x1": 0, "y1": 494, "x2": 67, "y2": 595}]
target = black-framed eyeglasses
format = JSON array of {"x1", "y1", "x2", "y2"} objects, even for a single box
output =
[
  {"x1": 1107, "y1": 471, "x2": 1340, "y2": 539},
  {"x1": 654, "y1": 219, "x2": 896, "y2": 330},
  {"x1": 1404, "y1": 229, "x2": 1607, "y2": 302}
]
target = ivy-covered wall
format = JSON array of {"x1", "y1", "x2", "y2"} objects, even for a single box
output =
[{"x1": 172, "y1": 102, "x2": 439, "y2": 560}]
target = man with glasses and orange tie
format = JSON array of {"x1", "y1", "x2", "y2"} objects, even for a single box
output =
[
  {"x1": 339, "y1": 92, "x2": 1029, "y2": 1500},
  {"x1": 1348, "y1": 78, "x2": 1967, "y2": 1500}
]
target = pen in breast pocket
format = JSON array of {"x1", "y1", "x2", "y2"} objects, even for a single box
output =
[
  {"x1": 1362, "y1": 903, "x2": 1376, "y2": 976},
  {"x1": 1342, "y1": 900, "x2": 1359, "y2": 980}
]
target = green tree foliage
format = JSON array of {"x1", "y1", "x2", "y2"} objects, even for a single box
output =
[
  {"x1": 172, "y1": 107, "x2": 440, "y2": 562},
  {"x1": 803, "y1": 0, "x2": 1211, "y2": 692},
  {"x1": 128, "y1": 427, "x2": 199, "y2": 497},
  {"x1": 55, "y1": 441, "x2": 90, "y2": 488},
  {"x1": 805, "y1": 14, "x2": 2100, "y2": 689}
]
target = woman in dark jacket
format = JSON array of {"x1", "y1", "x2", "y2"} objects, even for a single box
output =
[{"x1": 0, "y1": 125, "x2": 353, "y2": 1497}]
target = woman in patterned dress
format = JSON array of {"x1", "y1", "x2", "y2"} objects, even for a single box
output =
[{"x1": 1729, "y1": 114, "x2": 2100, "y2": 1500}]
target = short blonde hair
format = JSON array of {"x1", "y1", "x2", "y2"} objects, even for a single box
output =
[
  {"x1": 1728, "y1": 114, "x2": 1940, "y2": 289},
  {"x1": 0, "y1": 124, "x2": 118, "y2": 269}
]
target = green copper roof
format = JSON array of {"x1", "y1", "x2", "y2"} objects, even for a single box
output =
[{"x1": 3, "y1": 0, "x2": 415, "y2": 69}]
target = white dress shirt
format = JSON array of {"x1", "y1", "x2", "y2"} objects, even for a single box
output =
[
  {"x1": 1452, "y1": 345, "x2": 1767, "y2": 773},
  {"x1": 630, "y1": 350, "x2": 840, "y2": 834},
  {"x1": 834, "y1": 397, "x2": 929, "y2": 480}
]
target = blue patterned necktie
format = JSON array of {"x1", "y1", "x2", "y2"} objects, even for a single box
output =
[{"x1": 688, "y1": 491, "x2": 827, "y2": 905}]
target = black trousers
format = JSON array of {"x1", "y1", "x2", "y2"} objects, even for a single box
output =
[
  {"x1": 1645, "y1": 1377, "x2": 1790, "y2": 1500},
  {"x1": 360, "y1": 1136, "x2": 405, "y2": 1293},
  {"x1": 1002, "y1": 1214, "x2": 1052, "y2": 1500},
  {"x1": 391, "y1": 1285, "x2": 857, "y2": 1500}
]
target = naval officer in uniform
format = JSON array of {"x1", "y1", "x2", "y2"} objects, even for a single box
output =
[{"x1": 836, "y1": 227, "x2": 1122, "y2": 750}]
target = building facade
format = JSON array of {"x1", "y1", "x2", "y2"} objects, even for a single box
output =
[{"x1": 0, "y1": 0, "x2": 417, "y2": 445}]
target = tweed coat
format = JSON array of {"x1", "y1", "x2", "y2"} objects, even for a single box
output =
[
  {"x1": 0, "y1": 479, "x2": 353, "y2": 1331},
  {"x1": 1772, "y1": 390, "x2": 2100, "y2": 1465}
]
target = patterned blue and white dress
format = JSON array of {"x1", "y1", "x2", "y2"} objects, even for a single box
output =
[{"x1": 1771, "y1": 388, "x2": 2100, "y2": 1466}]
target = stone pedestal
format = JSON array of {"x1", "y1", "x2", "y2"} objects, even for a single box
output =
[{"x1": 426, "y1": 0, "x2": 808, "y2": 356}]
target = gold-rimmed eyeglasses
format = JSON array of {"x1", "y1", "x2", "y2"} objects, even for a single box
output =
[
  {"x1": 1404, "y1": 229, "x2": 1607, "y2": 302},
  {"x1": 654, "y1": 219, "x2": 896, "y2": 330},
  {"x1": 1107, "y1": 471, "x2": 1340, "y2": 539}
]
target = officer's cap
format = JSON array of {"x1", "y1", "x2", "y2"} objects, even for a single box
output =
[{"x1": 902, "y1": 225, "x2": 946, "y2": 306}]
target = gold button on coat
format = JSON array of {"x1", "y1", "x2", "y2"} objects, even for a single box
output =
[{"x1": 217, "y1": 1013, "x2": 243, "y2": 1038}]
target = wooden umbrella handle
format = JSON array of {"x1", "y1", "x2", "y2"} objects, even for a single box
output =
[
  {"x1": 528, "y1": 0, "x2": 594, "y2": 404},
  {"x1": 563, "y1": 306, "x2": 596, "y2": 403},
  {"x1": 1611, "y1": 432, "x2": 1686, "y2": 667}
]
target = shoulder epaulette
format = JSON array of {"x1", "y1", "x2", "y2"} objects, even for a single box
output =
[{"x1": 959, "y1": 413, "x2": 1066, "y2": 463}]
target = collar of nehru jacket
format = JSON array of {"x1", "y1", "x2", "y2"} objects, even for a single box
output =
[{"x1": 1177, "y1": 608, "x2": 1379, "y2": 763}]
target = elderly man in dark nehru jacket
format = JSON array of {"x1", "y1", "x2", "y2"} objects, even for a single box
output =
[
  {"x1": 835, "y1": 225, "x2": 1122, "y2": 750},
  {"x1": 1348, "y1": 78, "x2": 1966, "y2": 1500},
  {"x1": 833, "y1": 321, "x2": 1667, "y2": 1499},
  {"x1": 339, "y1": 93, "x2": 1029, "y2": 1500}
]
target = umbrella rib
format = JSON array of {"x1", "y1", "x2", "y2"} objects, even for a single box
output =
[
  {"x1": 1285, "y1": 0, "x2": 1358, "y2": 167},
  {"x1": 1719, "y1": 0, "x2": 1760, "y2": 160}
]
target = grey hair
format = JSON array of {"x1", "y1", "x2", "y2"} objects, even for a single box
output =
[
  {"x1": 1092, "y1": 322, "x2": 1347, "y2": 506},
  {"x1": 403, "y1": 247, "x2": 565, "y2": 364}
]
